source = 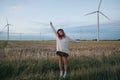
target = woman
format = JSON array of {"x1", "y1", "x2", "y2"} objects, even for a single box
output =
[{"x1": 50, "y1": 22, "x2": 79, "y2": 78}]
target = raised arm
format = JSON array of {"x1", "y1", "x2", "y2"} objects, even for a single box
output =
[{"x1": 50, "y1": 22, "x2": 57, "y2": 36}]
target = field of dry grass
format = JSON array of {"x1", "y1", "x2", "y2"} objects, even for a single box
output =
[
  {"x1": 0, "y1": 41, "x2": 120, "y2": 60},
  {"x1": 0, "y1": 40, "x2": 120, "y2": 80}
]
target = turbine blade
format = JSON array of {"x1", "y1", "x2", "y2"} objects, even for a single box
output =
[
  {"x1": 0, "y1": 25, "x2": 7, "y2": 32},
  {"x1": 85, "y1": 11, "x2": 97, "y2": 16},
  {"x1": 5, "y1": 18, "x2": 13, "y2": 26},
  {"x1": 99, "y1": 12, "x2": 110, "y2": 20},
  {"x1": 9, "y1": 24, "x2": 13, "y2": 26},
  {"x1": 6, "y1": 18, "x2": 8, "y2": 24},
  {"x1": 98, "y1": 0, "x2": 102, "y2": 10}
]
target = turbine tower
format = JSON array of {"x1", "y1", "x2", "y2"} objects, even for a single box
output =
[
  {"x1": 5, "y1": 18, "x2": 11, "y2": 41},
  {"x1": 85, "y1": 0, "x2": 110, "y2": 41}
]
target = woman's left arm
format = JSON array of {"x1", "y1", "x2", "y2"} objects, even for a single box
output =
[{"x1": 67, "y1": 36, "x2": 80, "y2": 43}]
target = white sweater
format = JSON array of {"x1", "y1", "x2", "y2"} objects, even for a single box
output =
[
  {"x1": 50, "y1": 24, "x2": 76, "y2": 54},
  {"x1": 56, "y1": 36, "x2": 72, "y2": 53}
]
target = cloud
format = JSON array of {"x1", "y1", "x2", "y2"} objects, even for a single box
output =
[{"x1": 8, "y1": 5, "x2": 24, "y2": 13}]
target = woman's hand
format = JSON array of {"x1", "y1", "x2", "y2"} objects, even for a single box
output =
[
  {"x1": 50, "y1": 22, "x2": 53, "y2": 26},
  {"x1": 50, "y1": 21, "x2": 57, "y2": 35}
]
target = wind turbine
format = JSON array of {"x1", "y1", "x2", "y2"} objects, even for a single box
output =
[
  {"x1": 85, "y1": 0, "x2": 110, "y2": 41},
  {"x1": 5, "y1": 18, "x2": 12, "y2": 41}
]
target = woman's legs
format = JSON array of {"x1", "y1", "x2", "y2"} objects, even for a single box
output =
[
  {"x1": 59, "y1": 55, "x2": 62, "y2": 71},
  {"x1": 58, "y1": 54, "x2": 68, "y2": 78},
  {"x1": 59, "y1": 56, "x2": 63, "y2": 77},
  {"x1": 63, "y1": 57, "x2": 67, "y2": 78},
  {"x1": 63, "y1": 57, "x2": 67, "y2": 71}
]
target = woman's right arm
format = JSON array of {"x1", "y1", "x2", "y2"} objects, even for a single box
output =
[{"x1": 50, "y1": 22, "x2": 57, "y2": 36}]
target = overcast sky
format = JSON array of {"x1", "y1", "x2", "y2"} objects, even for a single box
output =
[{"x1": 0, "y1": 0, "x2": 120, "y2": 40}]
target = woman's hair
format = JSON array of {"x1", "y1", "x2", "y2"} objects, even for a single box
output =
[{"x1": 57, "y1": 29, "x2": 66, "y2": 39}]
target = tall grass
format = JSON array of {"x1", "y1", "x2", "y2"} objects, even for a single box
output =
[
  {"x1": 0, "y1": 41, "x2": 120, "y2": 80},
  {"x1": 0, "y1": 53, "x2": 120, "y2": 80}
]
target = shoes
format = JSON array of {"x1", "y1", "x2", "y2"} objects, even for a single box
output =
[
  {"x1": 60, "y1": 70, "x2": 63, "y2": 77},
  {"x1": 63, "y1": 71, "x2": 67, "y2": 78},
  {"x1": 59, "y1": 71, "x2": 67, "y2": 78}
]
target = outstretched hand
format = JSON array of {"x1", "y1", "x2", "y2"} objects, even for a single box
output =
[{"x1": 50, "y1": 22, "x2": 53, "y2": 26}]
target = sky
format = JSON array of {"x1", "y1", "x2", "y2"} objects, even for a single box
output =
[{"x1": 0, "y1": 0, "x2": 120, "y2": 40}]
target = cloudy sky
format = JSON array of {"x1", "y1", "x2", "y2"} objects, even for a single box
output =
[{"x1": 0, "y1": 0, "x2": 120, "y2": 40}]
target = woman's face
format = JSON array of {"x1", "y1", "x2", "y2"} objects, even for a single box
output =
[{"x1": 58, "y1": 30, "x2": 64, "y2": 36}]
